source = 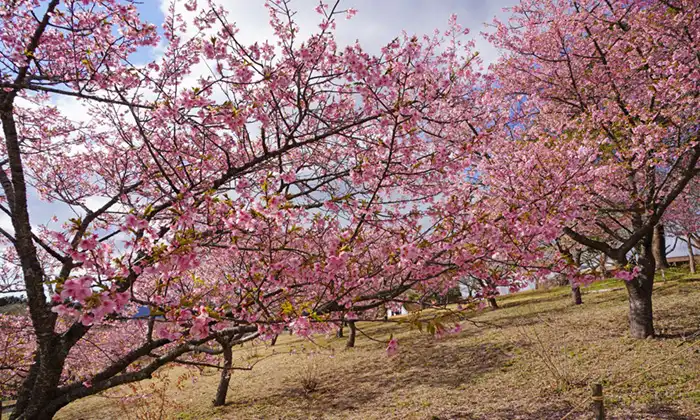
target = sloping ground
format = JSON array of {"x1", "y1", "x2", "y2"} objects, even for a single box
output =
[{"x1": 55, "y1": 271, "x2": 700, "y2": 420}]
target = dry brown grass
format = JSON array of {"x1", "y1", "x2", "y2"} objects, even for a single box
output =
[{"x1": 55, "y1": 272, "x2": 700, "y2": 420}]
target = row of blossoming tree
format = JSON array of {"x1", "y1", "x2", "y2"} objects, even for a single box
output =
[{"x1": 0, "y1": 0, "x2": 698, "y2": 418}]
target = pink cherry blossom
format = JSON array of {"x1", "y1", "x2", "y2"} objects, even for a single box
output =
[
  {"x1": 60, "y1": 276, "x2": 93, "y2": 303},
  {"x1": 386, "y1": 338, "x2": 398, "y2": 357}
]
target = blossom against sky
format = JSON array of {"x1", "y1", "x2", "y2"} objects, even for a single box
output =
[
  {"x1": 7, "y1": 0, "x2": 693, "y2": 258},
  {"x1": 153, "y1": 0, "x2": 518, "y2": 66}
]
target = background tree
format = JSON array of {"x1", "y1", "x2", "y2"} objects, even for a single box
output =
[
  {"x1": 652, "y1": 223, "x2": 670, "y2": 270},
  {"x1": 664, "y1": 178, "x2": 700, "y2": 273},
  {"x1": 486, "y1": 0, "x2": 700, "y2": 338}
]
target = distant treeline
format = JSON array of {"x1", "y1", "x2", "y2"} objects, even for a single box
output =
[{"x1": 0, "y1": 295, "x2": 28, "y2": 307}]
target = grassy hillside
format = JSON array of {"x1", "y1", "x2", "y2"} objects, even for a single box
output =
[{"x1": 52, "y1": 269, "x2": 700, "y2": 420}]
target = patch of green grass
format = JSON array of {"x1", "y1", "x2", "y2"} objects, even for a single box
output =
[
  {"x1": 656, "y1": 266, "x2": 697, "y2": 282},
  {"x1": 686, "y1": 390, "x2": 700, "y2": 404},
  {"x1": 583, "y1": 277, "x2": 624, "y2": 291}
]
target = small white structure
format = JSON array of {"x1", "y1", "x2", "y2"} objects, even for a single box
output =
[
  {"x1": 386, "y1": 305, "x2": 408, "y2": 318},
  {"x1": 459, "y1": 280, "x2": 535, "y2": 299}
]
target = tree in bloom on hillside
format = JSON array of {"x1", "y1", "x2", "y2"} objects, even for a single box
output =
[
  {"x1": 485, "y1": 0, "x2": 699, "y2": 338},
  {"x1": 0, "y1": 0, "x2": 489, "y2": 417}
]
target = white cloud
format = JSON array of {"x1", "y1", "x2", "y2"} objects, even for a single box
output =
[{"x1": 160, "y1": 0, "x2": 517, "y2": 66}]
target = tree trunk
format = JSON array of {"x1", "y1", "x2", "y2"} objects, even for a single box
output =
[
  {"x1": 571, "y1": 285, "x2": 582, "y2": 305},
  {"x1": 691, "y1": 234, "x2": 700, "y2": 251},
  {"x1": 11, "y1": 338, "x2": 69, "y2": 420},
  {"x1": 213, "y1": 340, "x2": 233, "y2": 407},
  {"x1": 624, "y1": 253, "x2": 655, "y2": 339},
  {"x1": 10, "y1": 353, "x2": 41, "y2": 419},
  {"x1": 487, "y1": 297, "x2": 498, "y2": 309},
  {"x1": 652, "y1": 224, "x2": 669, "y2": 270},
  {"x1": 599, "y1": 253, "x2": 608, "y2": 278},
  {"x1": 688, "y1": 234, "x2": 696, "y2": 274},
  {"x1": 270, "y1": 334, "x2": 278, "y2": 346},
  {"x1": 3, "y1": 71, "x2": 81, "y2": 419},
  {"x1": 336, "y1": 323, "x2": 344, "y2": 338},
  {"x1": 346, "y1": 321, "x2": 356, "y2": 348}
]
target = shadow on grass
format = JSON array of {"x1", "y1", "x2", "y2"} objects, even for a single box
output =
[
  {"x1": 224, "y1": 339, "x2": 513, "y2": 415},
  {"x1": 633, "y1": 403, "x2": 695, "y2": 420},
  {"x1": 440, "y1": 402, "x2": 576, "y2": 420},
  {"x1": 440, "y1": 400, "x2": 695, "y2": 419},
  {"x1": 653, "y1": 330, "x2": 700, "y2": 340},
  {"x1": 498, "y1": 292, "x2": 571, "y2": 310}
]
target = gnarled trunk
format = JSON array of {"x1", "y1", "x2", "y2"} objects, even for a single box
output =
[
  {"x1": 11, "y1": 345, "x2": 70, "y2": 420},
  {"x1": 346, "y1": 321, "x2": 356, "y2": 348},
  {"x1": 624, "y1": 253, "x2": 655, "y2": 339},
  {"x1": 487, "y1": 297, "x2": 498, "y2": 309},
  {"x1": 2, "y1": 37, "x2": 75, "y2": 417},
  {"x1": 213, "y1": 339, "x2": 233, "y2": 407},
  {"x1": 336, "y1": 323, "x2": 344, "y2": 338},
  {"x1": 571, "y1": 285, "x2": 582, "y2": 305}
]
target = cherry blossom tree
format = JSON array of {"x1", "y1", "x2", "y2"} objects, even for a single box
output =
[
  {"x1": 486, "y1": 0, "x2": 700, "y2": 338},
  {"x1": 664, "y1": 178, "x2": 700, "y2": 273},
  {"x1": 0, "y1": 0, "x2": 488, "y2": 417}
]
